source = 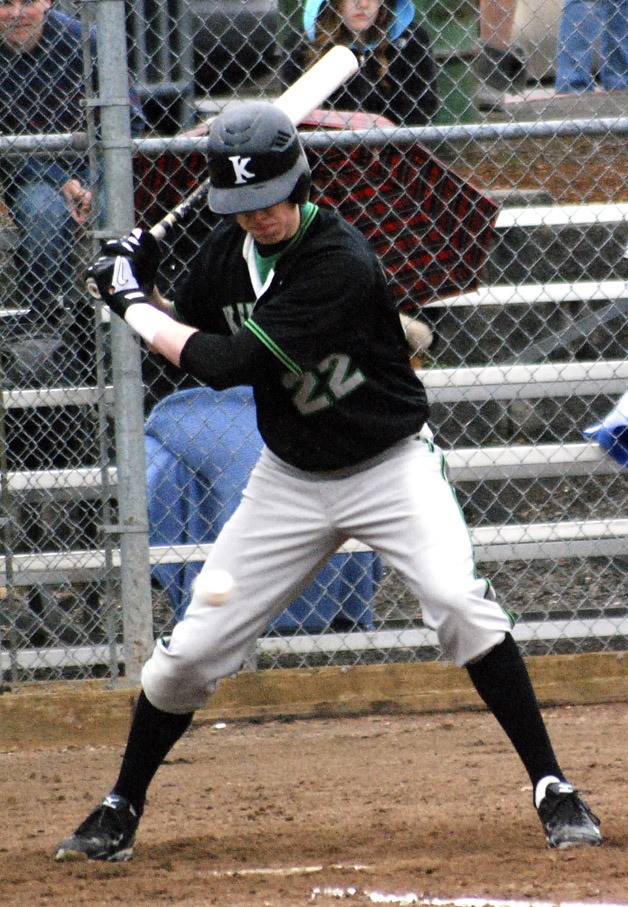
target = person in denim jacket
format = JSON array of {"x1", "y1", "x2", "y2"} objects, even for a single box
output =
[{"x1": 0, "y1": 0, "x2": 145, "y2": 327}]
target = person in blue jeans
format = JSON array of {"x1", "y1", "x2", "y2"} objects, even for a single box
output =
[
  {"x1": 556, "y1": 0, "x2": 628, "y2": 93},
  {"x1": 0, "y1": 0, "x2": 145, "y2": 327}
]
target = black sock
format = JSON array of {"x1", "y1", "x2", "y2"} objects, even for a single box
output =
[
  {"x1": 466, "y1": 633, "x2": 564, "y2": 791},
  {"x1": 111, "y1": 690, "x2": 194, "y2": 816}
]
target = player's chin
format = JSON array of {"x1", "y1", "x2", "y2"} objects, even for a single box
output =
[{"x1": 251, "y1": 226, "x2": 280, "y2": 244}]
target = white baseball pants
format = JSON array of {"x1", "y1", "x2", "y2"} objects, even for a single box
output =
[{"x1": 142, "y1": 432, "x2": 512, "y2": 713}]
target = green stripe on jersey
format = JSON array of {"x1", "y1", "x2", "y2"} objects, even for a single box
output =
[
  {"x1": 244, "y1": 319, "x2": 302, "y2": 374},
  {"x1": 254, "y1": 202, "x2": 319, "y2": 283}
]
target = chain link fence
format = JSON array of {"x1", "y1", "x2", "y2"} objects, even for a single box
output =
[{"x1": 0, "y1": 0, "x2": 626, "y2": 685}]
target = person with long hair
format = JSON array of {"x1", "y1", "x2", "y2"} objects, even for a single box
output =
[{"x1": 280, "y1": 0, "x2": 439, "y2": 125}]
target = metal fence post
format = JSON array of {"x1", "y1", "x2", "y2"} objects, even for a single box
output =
[{"x1": 92, "y1": 0, "x2": 154, "y2": 683}]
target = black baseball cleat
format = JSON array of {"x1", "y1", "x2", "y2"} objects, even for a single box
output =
[
  {"x1": 537, "y1": 782, "x2": 602, "y2": 849},
  {"x1": 55, "y1": 793, "x2": 139, "y2": 862}
]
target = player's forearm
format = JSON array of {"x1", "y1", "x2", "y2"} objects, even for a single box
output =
[
  {"x1": 179, "y1": 327, "x2": 267, "y2": 389},
  {"x1": 148, "y1": 286, "x2": 177, "y2": 317},
  {"x1": 122, "y1": 299, "x2": 265, "y2": 388},
  {"x1": 124, "y1": 303, "x2": 197, "y2": 365},
  {"x1": 111, "y1": 281, "x2": 192, "y2": 363}
]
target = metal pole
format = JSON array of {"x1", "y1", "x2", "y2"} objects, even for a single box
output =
[
  {"x1": 91, "y1": 0, "x2": 153, "y2": 683},
  {"x1": 81, "y1": 0, "x2": 119, "y2": 681},
  {"x1": 0, "y1": 370, "x2": 19, "y2": 685}
]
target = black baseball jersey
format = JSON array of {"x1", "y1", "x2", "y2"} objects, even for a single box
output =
[{"x1": 175, "y1": 204, "x2": 429, "y2": 471}]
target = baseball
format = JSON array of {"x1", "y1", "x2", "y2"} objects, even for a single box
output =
[
  {"x1": 193, "y1": 569, "x2": 235, "y2": 606},
  {"x1": 399, "y1": 312, "x2": 433, "y2": 355}
]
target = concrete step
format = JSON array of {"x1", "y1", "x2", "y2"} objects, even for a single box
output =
[{"x1": 499, "y1": 86, "x2": 628, "y2": 122}]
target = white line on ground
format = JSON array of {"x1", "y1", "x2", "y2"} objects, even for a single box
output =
[
  {"x1": 311, "y1": 892, "x2": 628, "y2": 907},
  {"x1": 205, "y1": 862, "x2": 372, "y2": 879}
]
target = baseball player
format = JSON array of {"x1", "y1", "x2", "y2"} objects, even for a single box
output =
[{"x1": 56, "y1": 102, "x2": 601, "y2": 861}]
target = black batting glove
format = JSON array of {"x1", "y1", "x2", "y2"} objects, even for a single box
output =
[
  {"x1": 101, "y1": 227, "x2": 161, "y2": 294},
  {"x1": 85, "y1": 254, "x2": 148, "y2": 320}
]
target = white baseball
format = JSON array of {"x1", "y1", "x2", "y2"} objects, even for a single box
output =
[{"x1": 193, "y1": 569, "x2": 235, "y2": 606}]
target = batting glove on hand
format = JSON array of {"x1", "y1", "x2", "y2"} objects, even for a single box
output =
[
  {"x1": 101, "y1": 228, "x2": 161, "y2": 294},
  {"x1": 85, "y1": 254, "x2": 148, "y2": 319}
]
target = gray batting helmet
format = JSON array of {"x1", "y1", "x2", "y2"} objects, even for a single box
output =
[{"x1": 206, "y1": 102, "x2": 311, "y2": 215}]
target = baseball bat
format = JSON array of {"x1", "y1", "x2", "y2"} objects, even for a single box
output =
[{"x1": 148, "y1": 46, "x2": 359, "y2": 242}]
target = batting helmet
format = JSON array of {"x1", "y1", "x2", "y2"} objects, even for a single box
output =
[{"x1": 206, "y1": 102, "x2": 311, "y2": 215}]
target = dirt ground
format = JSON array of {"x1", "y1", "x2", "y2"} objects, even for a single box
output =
[{"x1": 1, "y1": 701, "x2": 626, "y2": 906}]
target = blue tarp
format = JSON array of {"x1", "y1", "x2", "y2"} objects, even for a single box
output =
[
  {"x1": 583, "y1": 390, "x2": 628, "y2": 468},
  {"x1": 145, "y1": 387, "x2": 380, "y2": 630}
]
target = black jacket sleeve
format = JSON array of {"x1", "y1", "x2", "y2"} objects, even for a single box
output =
[{"x1": 178, "y1": 326, "x2": 274, "y2": 390}]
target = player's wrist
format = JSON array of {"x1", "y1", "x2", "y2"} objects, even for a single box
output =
[
  {"x1": 123, "y1": 302, "x2": 175, "y2": 346},
  {"x1": 109, "y1": 287, "x2": 145, "y2": 313}
]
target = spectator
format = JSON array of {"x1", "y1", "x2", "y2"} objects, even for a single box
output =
[
  {"x1": 475, "y1": 0, "x2": 528, "y2": 110},
  {"x1": 0, "y1": 0, "x2": 145, "y2": 332},
  {"x1": 280, "y1": 0, "x2": 438, "y2": 125},
  {"x1": 555, "y1": 0, "x2": 628, "y2": 93}
]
